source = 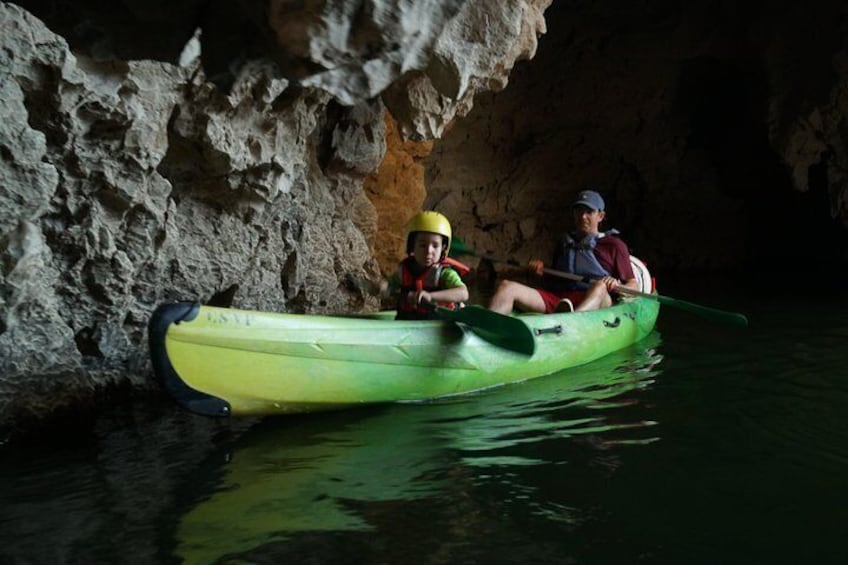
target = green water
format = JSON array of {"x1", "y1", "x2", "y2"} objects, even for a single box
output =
[{"x1": 1, "y1": 282, "x2": 846, "y2": 564}]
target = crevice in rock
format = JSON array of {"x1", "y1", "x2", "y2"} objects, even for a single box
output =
[
  {"x1": 271, "y1": 82, "x2": 304, "y2": 113},
  {"x1": 286, "y1": 287, "x2": 308, "y2": 314},
  {"x1": 316, "y1": 100, "x2": 345, "y2": 172},
  {"x1": 157, "y1": 121, "x2": 238, "y2": 213},
  {"x1": 20, "y1": 64, "x2": 66, "y2": 148},
  {"x1": 206, "y1": 283, "x2": 239, "y2": 307},
  {"x1": 156, "y1": 105, "x2": 187, "y2": 205},
  {"x1": 280, "y1": 251, "x2": 297, "y2": 291},
  {"x1": 74, "y1": 326, "x2": 103, "y2": 358}
]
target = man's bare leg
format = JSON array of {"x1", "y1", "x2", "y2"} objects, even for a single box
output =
[
  {"x1": 488, "y1": 280, "x2": 547, "y2": 315},
  {"x1": 574, "y1": 280, "x2": 612, "y2": 312}
]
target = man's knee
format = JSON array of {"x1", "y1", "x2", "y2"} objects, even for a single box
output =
[
  {"x1": 589, "y1": 280, "x2": 605, "y2": 292},
  {"x1": 494, "y1": 279, "x2": 517, "y2": 295}
]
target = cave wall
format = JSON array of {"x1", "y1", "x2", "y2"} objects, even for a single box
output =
[
  {"x1": 0, "y1": 2, "x2": 392, "y2": 432},
  {"x1": 425, "y1": 1, "x2": 848, "y2": 273},
  {"x1": 0, "y1": 0, "x2": 551, "y2": 435}
]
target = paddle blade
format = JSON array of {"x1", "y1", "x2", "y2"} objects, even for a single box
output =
[
  {"x1": 658, "y1": 295, "x2": 749, "y2": 327},
  {"x1": 449, "y1": 238, "x2": 477, "y2": 258},
  {"x1": 435, "y1": 305, "x2": 536, "y2": 355}
]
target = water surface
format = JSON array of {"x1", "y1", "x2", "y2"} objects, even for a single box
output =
[{"x1": 1, "y1": 283, "x2": 846, "y2": 564}]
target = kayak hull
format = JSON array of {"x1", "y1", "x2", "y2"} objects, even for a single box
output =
[{"x1": 149, "y1": 295, "x2": 659, "y2": 417}]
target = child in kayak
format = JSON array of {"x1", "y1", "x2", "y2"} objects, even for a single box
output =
[{"x1": 388, "y1": 211, "x2": 470, "y2": 320}]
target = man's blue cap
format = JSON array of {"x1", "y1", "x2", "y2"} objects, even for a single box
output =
[{"x1": 572, "y1": 189, "x2": 605, "y2": 211}]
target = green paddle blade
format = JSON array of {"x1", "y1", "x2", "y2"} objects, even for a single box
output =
[
  {"x1": 435, "y1": 305, "x2": 536, "y2": 356},
  {"x1": 657, "y1": 295, "x2": 749, "y2": 327},
  {"x1": 449, "y1": 238, "x2": 477, "y2": 258}
]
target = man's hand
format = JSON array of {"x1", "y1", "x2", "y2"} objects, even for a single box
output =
[
  {"x1": 528, "y1": 259, "x2": 545, "y2": 277},
  {"x1": 600, "y1": 275, "x2": 621, "y2": 292}
]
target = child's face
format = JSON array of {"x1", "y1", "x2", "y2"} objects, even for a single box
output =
[{"x1": 412, "y1": 232, "x2": 445, "y2": 267}]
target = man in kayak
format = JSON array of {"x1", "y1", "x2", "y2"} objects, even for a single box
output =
[{"x1": 487, "y1": 189, "x2": 639, "y2": 315}]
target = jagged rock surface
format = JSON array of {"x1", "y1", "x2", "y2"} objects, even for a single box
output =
[{"x1": 0, "y1": 4, "x2": 387, "y2": 432}]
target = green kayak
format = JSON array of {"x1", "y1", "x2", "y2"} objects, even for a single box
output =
[{"x1": 148, "y1": 294, "x2": 660, "y2": 417}]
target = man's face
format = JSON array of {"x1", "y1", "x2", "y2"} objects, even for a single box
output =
[{"x1": 572, "y1": 205, "x2": 605, "y2": 234}]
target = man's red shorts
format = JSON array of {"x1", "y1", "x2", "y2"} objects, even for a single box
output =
[{"x1": 536, "y1": 288, "x2": 586, "y2": 314}]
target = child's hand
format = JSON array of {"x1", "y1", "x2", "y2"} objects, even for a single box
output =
[
  {"x1": 416, "y1": 290, "x2": 433, "y2": 305},
  {"x1": 408, "y1": 290, "x2": 433, "y2": 305}
]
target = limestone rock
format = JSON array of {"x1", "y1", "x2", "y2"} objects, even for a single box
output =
[
  {"x1": 364, "y1": 113, "x2": 433, "y2": 274},
  {"x1": 0, "y1": 2, "x2": 389, "y2": 435},
  {"x1": 268, "y1": 0, "x2": 467, "y2": 106},
  {"x1": 383, "y1": 0, "x2": 552, "y2": 140}
]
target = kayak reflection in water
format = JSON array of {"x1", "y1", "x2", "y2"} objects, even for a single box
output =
[{"x1": 171, "y1": 335, "x2": 664, "y2": 564}]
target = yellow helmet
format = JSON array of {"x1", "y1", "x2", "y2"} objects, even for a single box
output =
[{"x1": 405, "y1": 211, "x2": 452, "y2": 256}]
